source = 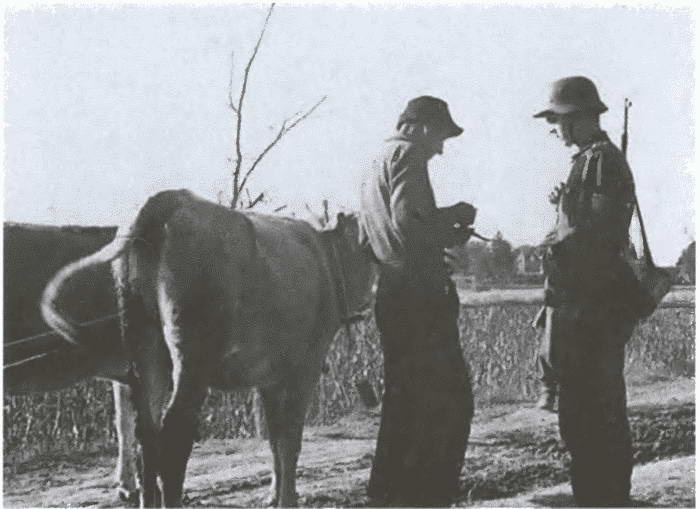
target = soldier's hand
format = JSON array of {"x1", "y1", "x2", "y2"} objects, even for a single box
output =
[
  {"x1": 541, "y1": 229, "x2": 558, "y2": 246},
  {"x1": 548, "y1": 182, "x2": 566, "y2": 205}
]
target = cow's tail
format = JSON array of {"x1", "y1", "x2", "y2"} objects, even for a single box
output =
[{"x1": 41, "y1": 189, "x2": 193, "y2": 348}]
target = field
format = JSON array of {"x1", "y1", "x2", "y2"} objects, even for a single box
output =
[
  {"x1": 3, "y1": 380, "x2": 694, "y2": 508},
  {"x1": 3, "y1": 291, "x2": 695, "y2": 507},
  {"x1": 4, "y1": 298, "x2": 693, "y2": 454}
]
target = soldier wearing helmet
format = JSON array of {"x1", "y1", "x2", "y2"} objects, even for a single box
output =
[
  {"x1": 534, "y1": 76, "x2": 642, "y2": 507},
  {"x1": 360, "y1": 96, "x2": 475, "y2": 507}
]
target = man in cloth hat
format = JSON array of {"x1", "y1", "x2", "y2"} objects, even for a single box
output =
[
  {"x1": 533, "y1": 76, "x2": 644, "y2": 506},
  {"x1": 360, "y1": 96, "x2": 475, "y2": 507}
]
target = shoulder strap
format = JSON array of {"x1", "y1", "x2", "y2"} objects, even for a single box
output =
[{"x1": 633, "y1": 193, "x2": 654, "y2": 266}]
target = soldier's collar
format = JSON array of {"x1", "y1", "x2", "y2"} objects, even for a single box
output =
[{"x1": 571, "y1": 130, "x2": 610, "y2": 160}]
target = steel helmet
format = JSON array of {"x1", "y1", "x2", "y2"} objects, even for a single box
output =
[{"x1": 534, "y1": 76, "x2": 608, "y2": 118}]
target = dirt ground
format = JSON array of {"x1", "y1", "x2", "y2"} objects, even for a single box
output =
[{"x1": 3, "y1": 377, "x2": 694, "y2": 508}]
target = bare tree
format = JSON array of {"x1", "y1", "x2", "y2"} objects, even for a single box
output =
[
  {"x1": 227, "y1": 2, "x2": 327, "y2": 209},
  {"x1": 223, "y1": 4, "x2": 327, "y2": 437},
  {"x1": 304, "y1": 199, "x2": 330, "y2": 228}
]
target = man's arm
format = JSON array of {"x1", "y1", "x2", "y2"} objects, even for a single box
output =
[
  {"x1": 389, "y1": 149, "x2": 471, "y2": 253},
  {"x1": 389, "y1": 149, "x2": 440, "y2": 254}
]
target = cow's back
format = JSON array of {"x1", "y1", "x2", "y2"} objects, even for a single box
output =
[
  {"x1": 4, "y1": 223, "x2": 118, "y2": 342},
  {"x1": 221, "y1": 212, "x2": 337, "y2": 385},
  {"x1": 245, "y1": 212, "x2": 335, "y2": 331},
  {"x1": 145, "y1": 200, "x2": 337, "y2": 389}
]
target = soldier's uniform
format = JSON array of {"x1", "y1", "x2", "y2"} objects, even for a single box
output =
[
  {"x1": 360, "y1": 97, "x2": 474, "y2": 507},
  {"x1": 535, "y1": 129, "x2": 638, "y2": 402},
  {"x1": 537, "y1": 117, "x2": 641, "y2": 505}
]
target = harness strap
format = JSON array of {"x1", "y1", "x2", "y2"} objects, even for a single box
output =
[
  {"x1": 5, "y1": 313, "x2": 121, "y2": 349},
  {"x1": 329, "y1": 237, "x2": 354, "y2": 326},
  {"x1": 4, "y1": 348, "x2": 65, "y2": 370}
]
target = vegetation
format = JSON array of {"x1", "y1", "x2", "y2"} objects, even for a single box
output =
[
  {"x1": 4, "y1": 304, "x2": 693, "y2": 461},
  {"x1": 448, "y1": 233, "x2": 542, "y2": 288},
  {"x1": 675, "y1": 241, "x2": 695, "y2": 284}
]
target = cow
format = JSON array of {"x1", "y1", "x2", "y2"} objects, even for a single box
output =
[
  {"x1": 41, "y1": 189, "x2": 377, "y2": 508},
  {"x1": 3, "y1": 222, "x2": 139, "y2": 503}
]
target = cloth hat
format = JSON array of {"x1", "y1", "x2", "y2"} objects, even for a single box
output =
[{"x1": 397, "y1": 96, "x2": 463, "y2": 138}]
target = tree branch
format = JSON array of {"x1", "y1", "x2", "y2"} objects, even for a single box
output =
[
  {"x1": 246, "y1": 192, "x2": 266, "y2": 209},
  {"x1": 227, "y1": 51, "x2": 238, "y2": 113},
  {"x1": 238, "y1": 95, "x2": 327, "y2": 193},
  {"x1": 231, "y1": 2, "x2": 276, "y2": 209},
  {"x1": 305, "y1": 203, "x2": 324, "y2": 228}
]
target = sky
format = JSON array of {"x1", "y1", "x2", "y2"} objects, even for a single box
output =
[{"x1": 3, "y1": 3, "x2": 695, "y2": 265}]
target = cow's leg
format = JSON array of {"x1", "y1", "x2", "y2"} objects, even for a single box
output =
[
  {"x1": 156, "y1": 312, "x2": 209, "y2": 508},
  {"x1": 130, "y1": 324, "x2": 171, "y2": 508},
  {"x1": 157, "y1": 362, "x2": 207, "y2": 508},
  {"x1": 260, "y1": 385, "x2": 286, "y2": 506},
  {"x1": 113, "y1": 381, "x2": 139, "y2": 505},
  {"x1": 275, "y1": 372, "x2": 318, "y2": 507}
]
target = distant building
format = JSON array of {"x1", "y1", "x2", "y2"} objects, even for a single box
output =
[{"x1": 514, "y1": 246, "x2": 544, "y2": 276}]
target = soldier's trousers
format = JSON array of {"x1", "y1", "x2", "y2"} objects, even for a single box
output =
[
  {"x1": 367, "y1": 276, "x2": 473, "y2": 507},
  {"x1": 536, "y1": 306, "x2": 558, "y2": 397},
  {"x1": 552, "y1": 303, "x2": 635, "y2": 507}
]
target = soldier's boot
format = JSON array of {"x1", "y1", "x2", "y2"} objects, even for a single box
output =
[{"x1": 536, "y1": 388, "x2": 557, "y2": 413}]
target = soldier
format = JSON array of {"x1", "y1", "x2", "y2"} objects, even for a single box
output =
[
  {"x1": 533, "y1": 76, "x2": 643, "y2": 507},
  {"x1": 359, "y1": 96, "x2": 474, "y2": 507}
]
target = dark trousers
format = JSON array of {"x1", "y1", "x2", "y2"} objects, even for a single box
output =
[
  {"x1": 552, "y1": 303, "x2": 635, "y2": 507},
  {"x1": 367, "y1": 276, "x2": 473, "y2": 507}
]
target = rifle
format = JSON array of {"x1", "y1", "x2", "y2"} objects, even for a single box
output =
[
  {"x1": 621, "y1": 97, "x2": 631, "y2": 156},
  {"x1": 621, "y1": 98, "x2": 654, "y2": 263},
  {"x1": 620, "y1": 97, "x2": 672, "y2": 317}
]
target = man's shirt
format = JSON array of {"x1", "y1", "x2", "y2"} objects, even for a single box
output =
[{"x1": 360, "y1": 134, "x2": 447, "y2": 284}]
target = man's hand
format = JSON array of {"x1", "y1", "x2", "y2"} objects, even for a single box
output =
[
  {"x1": 436, "y1": 202, "x2": 476, "y2": 248},
  {"x1": 549, "y1": 182, "x2": 566, "y2": 205},
  {"x1": 443, "y1": 224, "x2": 473, "y2": 248},
  {"x1": 450, "y1": 202, "x2": 477, "y2": 227}
]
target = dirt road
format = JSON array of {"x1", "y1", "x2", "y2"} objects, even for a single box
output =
[{"x1": 3, "y1": 378, "x2": 694, "y2": 508}]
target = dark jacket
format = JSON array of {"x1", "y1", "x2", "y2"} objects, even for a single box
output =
[{"x1": 543, "y1": 131, "x2": 639, "y2": 306}]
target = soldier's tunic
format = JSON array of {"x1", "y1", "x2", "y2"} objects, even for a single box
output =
[
  {"x1": 360, "y1": 133, "x2": 473, "y2": 507},
  {"x1": 541, "y1": 130, "x2": 639, "y2": 507}
]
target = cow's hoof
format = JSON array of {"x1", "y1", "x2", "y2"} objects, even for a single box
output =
[
  {"x1": 264, "y1": 492, "x2": 278, "y2": 507},
  {"x1": 277, "y1": 493, "x2": 299, "y2": 508},
  {"x1": 117, "y1": 485, "x2": 140, "y2": 507}
]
